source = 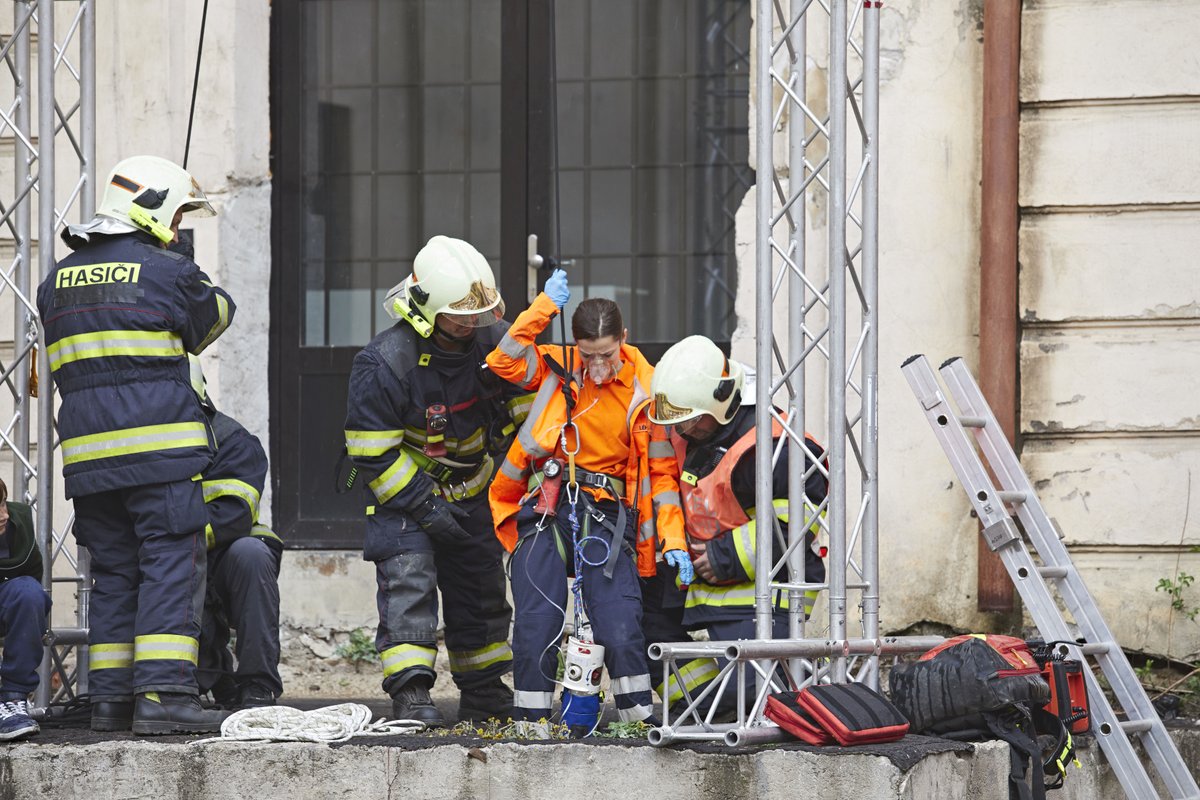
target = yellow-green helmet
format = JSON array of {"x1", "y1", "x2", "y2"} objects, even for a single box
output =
[
  {"x1": 382, "y1": 236, "x2": 505, "y2": 337},
  {"x1": 649, "y1": 335, "x2": 744, "y2": 425}
]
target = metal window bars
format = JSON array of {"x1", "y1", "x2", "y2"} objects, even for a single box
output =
[{"x1": 2, "y1": 0, "x2": 95, "y2": 708}]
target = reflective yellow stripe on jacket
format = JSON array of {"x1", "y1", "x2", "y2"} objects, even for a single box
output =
[
  {"x1": 367, "y1": 449, "x2": 422, "y2": 505},
  {"x1": 201, "y1": 478, "x2": 261, "y2": 519},
  {"x1": 48, "y1": 329, "x2": 185, "y2": 372},
  {"x1": 62, "y1": 422, "x2": 209, "y2": 466},
  {"x1": 345, "y1": 429, "x2": 405, "y2": 457},
  {"x1": 196, "y1": 285, "x2": 231, "y2": 352}
]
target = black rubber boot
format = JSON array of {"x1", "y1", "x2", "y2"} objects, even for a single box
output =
[
  {"x1": 457, "y1": 678, "x2": 513, "y2": 722},
  {"x1": 132, "y1": 692, "x2": 231, "y2": 735},
  {"x1": 235, "y1": 685, "x2": 277, "y2": 711},
  {"x1": 391, "y1": 677, "x2": 446, "y2": 727},
  {"x1": 91, "y1": 700, "x2": 134, "y2": 732}
]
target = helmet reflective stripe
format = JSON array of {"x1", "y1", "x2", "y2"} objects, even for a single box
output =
[
  {"x1": 381, "y1": 236, "x2": 504, "y2": 336},
  {"x1": 649, "y1": 335, "x2": 745, "y2": 425},
  {"x1": 93, "y1": 155, "x2": 215, "y2": 243}
]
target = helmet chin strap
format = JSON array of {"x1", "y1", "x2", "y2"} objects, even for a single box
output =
[{"x1": 433, "y1": 322, "x2": 476, "y2": 348}]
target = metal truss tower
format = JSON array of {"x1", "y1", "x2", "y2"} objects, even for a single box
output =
[
  {"x1": 651, "y1": 0, "x2": 942, "y2": 747},
  {"x1": 2, "y1": 0, "x2": 95, "y2": 707}
]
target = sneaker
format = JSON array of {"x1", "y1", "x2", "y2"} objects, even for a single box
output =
[
  {"x1": 0, "y1": 700, "x2": 40, "y2": 741},
  {"x1": 131, "y1": 692, "x2": 231, "y2": 735},
  {"x1": 458, "y1": 678, "x2": 513, "y2": 722},
  {"x1": 391, "y1": 678, "x2": 446, "y2": 727}
]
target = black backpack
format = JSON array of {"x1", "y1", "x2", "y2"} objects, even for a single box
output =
[{"x1": 890, "y1": 635, "x2": 1075, "y2": 800}]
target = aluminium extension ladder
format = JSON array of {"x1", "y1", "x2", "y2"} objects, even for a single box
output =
[{"x1": 902, "y1": 354, "x2": 1200, "y2": 800}]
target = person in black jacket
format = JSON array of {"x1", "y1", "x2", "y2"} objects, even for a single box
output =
[
  {"x1": 36, "y1": 156, "x2": 235, "y2": 735},
  {"x1": 345, "y1": 236, "x2": 530, "y2": 726},
  {"x1": 188, "y1": 357, "x2": 284, "y2": 710},
  {"x1": 0, "y1": 478, "x2": 50, "y2": 740}
]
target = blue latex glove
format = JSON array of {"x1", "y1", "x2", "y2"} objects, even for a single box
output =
[
  {"x1": 544, "y1": 268, "x2": 570, "y2": 309},
  {"x1": 664, "y1": 549, "x2": 694, "y2": 586}
]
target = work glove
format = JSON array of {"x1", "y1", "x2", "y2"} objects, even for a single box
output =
[
  {"x1": 544, "y1": 268, "x2": 571, "y2": 309},
  {"x1": 664, "y1": 548, "x2": 694, "y2": 586},
  {"x1": 409, "y1": 494, "x2": 471, "y2": 545}
]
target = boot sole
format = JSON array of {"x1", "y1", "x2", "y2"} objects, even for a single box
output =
[
  {"x1": 132, "y1": 719, "x2": 225, "y2": 735},
  {"x1": 91, "y1": 717, "x2": 133, "y2": 732}
]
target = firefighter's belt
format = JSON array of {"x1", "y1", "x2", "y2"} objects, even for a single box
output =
[
  {"x1": 529, "y1": 467, "x2": 625, "y2": 499},
  {"x1": 402, "y1": 443, "x2": 482, "y2": 484}
]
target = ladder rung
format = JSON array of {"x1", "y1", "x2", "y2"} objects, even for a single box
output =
[
  {"x1": 1077, "y1": 642, "x2": 1112, "y2": 656},
  {"x1": 1037, "y1": 566, "x2": 1068, "y2": 580},
  {"x1": 997, "y1": 490, "x2": 1026, "y2": 505},
  {"x1": 958, "y1": 415, "x2": 987, "y2": 428},
  {"x1": 1119, "y1": 719, "x2": 1155, "y2": 735}
]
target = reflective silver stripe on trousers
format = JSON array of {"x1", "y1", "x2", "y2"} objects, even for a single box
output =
[
  {"x1": 513, "y1": 690, "x2": 555, "y2": 710},
  {"x1": 616, "y1": 703, "x2": 655, "y2": 722},
  {"x1": 611, "y1": 673, "x2": 651, "y2": 696}
]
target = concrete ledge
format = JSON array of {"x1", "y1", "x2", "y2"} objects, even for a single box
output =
[{"x1": 7, "y1": 728, "x2": 1196, "y2": 800}]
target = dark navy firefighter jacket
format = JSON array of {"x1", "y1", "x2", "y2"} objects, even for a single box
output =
[
  {"x1": 201, "y1": 409, "x2": 283, "y2": 555},
  {"x1": 36, "y1": 231, "x2": 235, "y2": 498}
]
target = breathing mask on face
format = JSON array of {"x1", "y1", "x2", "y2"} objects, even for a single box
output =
[{"x1": 582, "y1": 352, "x2": 622, "y2": 385}]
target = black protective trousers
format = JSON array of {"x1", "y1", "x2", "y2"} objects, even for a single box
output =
[{"x1": 372, "y1": 493, "x2": 512, "y2": 695}]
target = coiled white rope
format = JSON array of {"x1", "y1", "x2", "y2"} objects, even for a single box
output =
[{"x1": 197, "y1": 703, "x2": 426, "y2": 744}]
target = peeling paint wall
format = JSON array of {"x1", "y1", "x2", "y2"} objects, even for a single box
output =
[
  {"x1": 1019, "y1": 0, "x2": 1200, "y2": 659},
  {"x1": 735, "y1": 0, "x2": 1200, "y2": 657},
  {"x1": 733, "y1": 1, "x2": 998, "y2": 636}
]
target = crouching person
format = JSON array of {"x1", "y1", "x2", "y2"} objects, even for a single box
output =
[
  {"x1": 647, "y1": 336, "x2": 828, "y2": 717},
  {"x1": 0, "y1": 479, "x2": 50, "y2": 741},
  {"x1": 192, "y1": 359, "x2": 284, "y2": 710}
]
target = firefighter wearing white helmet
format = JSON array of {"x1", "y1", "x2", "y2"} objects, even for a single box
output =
[
  {"x1": 62, "y1": 155, "x2": 216, "y2": 250},
  {"x1": 345, "y1": 235, "x2": 529, "y2": 726},
  {"x1": 643, "y1": 335, "x2": 829, "y2": 719},
  {"x1": 37, "y1": 155, "x2": 235, "y2": 734},
  {"x1": 381, "y1": 235, "x2": 506, "y2": 339}
]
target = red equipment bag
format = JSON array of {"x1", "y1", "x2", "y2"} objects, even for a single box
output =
[
  {"x1": 796, "y1": 683, "x2": 910, "y2": 745},
  {"x1": 764, "y1": 693, "x2": 836, "y2": 745},
  {"x1": 766, "y1": 683, "x2": 909, "y2": 746},
  {"x1": 1042, "y1": 660, "x2": 1089, "y2": 735}
]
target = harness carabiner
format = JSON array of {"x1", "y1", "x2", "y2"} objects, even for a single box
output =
[{"x1": 560, "y1": 420, "x2": 580, "y2": 488}]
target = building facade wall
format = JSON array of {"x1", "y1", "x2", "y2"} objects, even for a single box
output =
[{"x1": 9, "y1": 0, "x2": 1197, "y2": 692}]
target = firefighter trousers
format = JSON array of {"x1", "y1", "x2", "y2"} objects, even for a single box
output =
[
  {"x1": 510, "y1": 494, "x2": 655, "y2": 724},
  {"x1": 198, "y1": 537, "x2": 283, "y2": 699},
  {"x1": 372, "y1": 492, "x2": 512, "y2": 696},
  {"x1": 73, "y1": 480, "x2": 208, "y2": 700}
]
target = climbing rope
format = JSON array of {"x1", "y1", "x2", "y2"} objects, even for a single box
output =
[{"x1": 197, "y1": 703, "x2": 426, "y2": 744}]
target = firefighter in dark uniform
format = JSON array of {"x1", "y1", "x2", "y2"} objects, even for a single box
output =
[
  {"x1": 189, "y1": 357, "x2": 284, "y2": 710},
  {"x1": 645, "y1": 335, "x2": 828, "y2": 717},
  {"x1": 36, "y1": 155, "x2": 235, "y2": 734},
  {"x1": 344, "y1": 235, "x2": 529, "y2": 726}
]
